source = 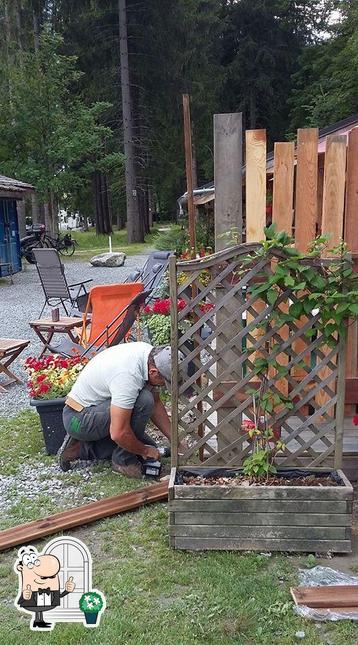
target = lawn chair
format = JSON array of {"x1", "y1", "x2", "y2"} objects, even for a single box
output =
[
  {"x1": 125, "y1": 251, "x2": 171, "y2": 299},
  {"x1": 48, "y1": 283, "x2": 146, "y2": 358},
  {"x1": 33, "y1": 248, "x2": 92, "y2": 317}
]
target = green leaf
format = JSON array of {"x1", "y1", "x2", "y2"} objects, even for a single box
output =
[
  {"x1": 264, "y1": 223, "x2": 277, "y2": 240},
  {"x1": 289, "y1": 301, "x2": 303, "y2": 318},
  {"x1": 349, "y1": 303, "x2": 358, "y2": 315},
  {"x1": 267, "y1": 289, "x2": 277, "y2": 305},
  {"x1": 284, "y1": 275, "x2": 295, "y2": 287}
]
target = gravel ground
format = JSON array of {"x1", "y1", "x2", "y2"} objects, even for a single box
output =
[{"x1": 0, "y1": 254, "x2": 148, "y2": 417}]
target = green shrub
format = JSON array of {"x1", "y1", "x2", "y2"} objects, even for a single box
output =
[{"x1": 154, "y1": 225, "x2": 188, "y2": 254}]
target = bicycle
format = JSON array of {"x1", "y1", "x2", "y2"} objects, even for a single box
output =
[
  {"x1": 45, "y1": 232, "x2": 78, "y2": 257},
  {"x1": 21, "y1": 226, "x2": 78, "y2": 263}
]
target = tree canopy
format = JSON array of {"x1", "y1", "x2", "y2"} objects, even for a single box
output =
[{"x1": 0, "y1": 0, "x2": 356, "y2": 235}]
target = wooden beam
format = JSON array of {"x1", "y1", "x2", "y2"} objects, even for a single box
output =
[
  {"x1": 214, "y1": 113, "x2": 243, "y2": 250},
  {"x1": 291, "y1": 585, "x2": 358, "y2": 609},
  {"x1": 0, "y1": 481, "x2": 168, "y2": 551},
  {"x1": 183, "y1": 94, "x2": 196, "y2": 254},
  {"x1": 214, "y1": 113, "x2": 243, "y2": 458},
  {"x1": 317, "y1": 135, "x2": 347, "y2": 414},
  {"x1": 344, "y1": 128, "x2": 358, "y2": 410},
  {"x1": 272, "y1": 141, "x2": 295, "y2": 232},
  {"x1": 246, "y1": 129, "x2": 267, "y2": 242},
  {"x1": 272, "y1": 141, "x2": 295, "y2": 397},
  {"x1": 293, "y1": 128, "x2": 318, "y2": 383},
  {"x1": 295, "y1": 128, "x2": 318, "y2": 251}
]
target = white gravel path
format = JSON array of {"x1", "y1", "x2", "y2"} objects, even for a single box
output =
[{"x1": 0, "y1": 254, "x2": 148, "y2": 417}]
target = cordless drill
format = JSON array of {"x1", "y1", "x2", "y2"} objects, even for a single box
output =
[{"x1": 141, "y1": 446, "x2": 170, "y2": 479}]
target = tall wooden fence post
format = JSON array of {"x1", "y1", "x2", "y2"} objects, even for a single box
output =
[
  {"x1": 344, "y1": 127, "x2": 358, "y2": 412},
  {"x1": 214, "y1": 113, "x2": 243, "y2": 458}
]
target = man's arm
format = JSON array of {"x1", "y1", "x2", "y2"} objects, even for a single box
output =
[
  {"x1": 110, "y1": 405, "x2": 159, "y2": 459},
  {"x1": 150, "y1": 393, "x2": 171, "y2": 441}
]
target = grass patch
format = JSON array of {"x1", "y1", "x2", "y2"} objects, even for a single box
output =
[
  {"x1": 68, "y1": 226, "x2": 163, "y2": 260},
  {"x1": 1, "y1": 412, "x2": 358, "y2": 644}
]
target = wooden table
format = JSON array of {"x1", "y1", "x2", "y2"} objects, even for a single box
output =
[
  {"x1": 29, "y1": 317, "x2": 89, "y2": 357},
  {"x1": 0, "y1": 338, "x2": 30, "y2": 392}
]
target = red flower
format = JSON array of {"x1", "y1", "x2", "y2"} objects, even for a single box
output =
[
  {"x1": 36, "y1": 374, "x2": 47, "y2": 382},
  {"x1": 353, "y1": 415, "x2": 358, "y2": 427},
  {"x1": 39, "y1": 383, "x2": 50, "y2": 394},
  {"x1": 242, "y1": 420, "x2": 256, "y2": 431}
]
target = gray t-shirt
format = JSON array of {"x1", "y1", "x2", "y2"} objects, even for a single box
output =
[{"x1": 69, "y1": 342, "x2": 153, "y2": 409}]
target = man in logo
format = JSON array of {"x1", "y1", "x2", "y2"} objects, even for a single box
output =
[{"x1": 15, "y1": 545, "x2": 75, "y2": 630}]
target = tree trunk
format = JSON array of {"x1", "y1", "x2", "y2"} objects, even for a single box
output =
[
  {"x1": 33, "y1": 9, "x2": 40, "y2": 53},
  {"x1": 93, "y1": 171, "x2": 113, "y2": 234},
  {"x1": 118, "y1": 0, "x2": 143, "y2": 243}
]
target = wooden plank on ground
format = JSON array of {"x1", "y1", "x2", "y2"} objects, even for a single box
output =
[
  {"x1": 317, "y1": 134, "x2": 347, "y2": 412},
  {"x1": 291, "y1": 585, "x2": 358, "y2": 608},
  {"x1": 293, "y1": 128, "x2": 319, "y2": 382},
  {"x1": 344, "y1": 128, "x2": 358, "y2": 409},
  {"x1": 0, "y1": 481, "x2": 168, "y2": 551}
]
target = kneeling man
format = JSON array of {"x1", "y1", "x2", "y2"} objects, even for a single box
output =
[{"x1": 59, "y1": 342, "x2": 184, "y2": 478}]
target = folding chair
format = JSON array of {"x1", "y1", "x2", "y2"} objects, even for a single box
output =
[
  {"x1": 33, "y1": 248, "x2": 92, "y2": 316},
  {"x1": 49, "y1": 284, "x2": 147, "y2": 358},
  {"x1": 125, "y1": 251, "x2": 171, "y2": 299}
]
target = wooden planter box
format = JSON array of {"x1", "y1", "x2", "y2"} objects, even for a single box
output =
[{"x1": 168, "y1": 468, "x2": 353, "y2": 553}]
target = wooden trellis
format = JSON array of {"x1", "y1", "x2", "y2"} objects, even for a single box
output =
[{"x1": 169, "y1": 244, "x2": 346, "y2": 469}]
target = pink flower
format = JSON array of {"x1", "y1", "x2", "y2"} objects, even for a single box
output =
[{"x1": 353, "y1": 415, "x2": 358, "y2": 427}]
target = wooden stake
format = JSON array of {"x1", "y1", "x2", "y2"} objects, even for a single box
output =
[{"x1": 182, "y1": 94, "x2": 196, "y2": 255}]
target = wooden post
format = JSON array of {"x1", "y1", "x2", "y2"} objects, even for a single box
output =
[
  {"x1": 272, "y1": 142, "x2": 295, "y2": 231},
  {"x1": 271, "y1": 141, "x2": 295, "y2": 396},
  {"x1": 317, "y1": 134, "x2": 347, "y2": 413},
  {"x1": 214, "y1": 114, "x2": 243, "y2": 458},
  {"x1": 344, "y1": 128, "x2": 358, "y2": 411},
  {"x1": 183, "y1": 94, "x2": 196, "y2": 254},
  {"x1": 214, "y1": 113, "x2": 243, "y2": 250},
  {"x1": 295, "y1": 128, "x2": 318, "y2": 249},
  {"x1": 292, "y1": 128, "x2": 319, "y2": 385},
  {"x1": 246, "y1": 129, "x2": 267, "y2": 387},
  {"x1": 246, "y1": 129, "x2": 267, "y2": 241}
]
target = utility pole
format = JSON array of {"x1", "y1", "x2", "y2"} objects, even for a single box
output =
[{"x1": 118, "y1": 0, "x2": 142, "y2": 242}]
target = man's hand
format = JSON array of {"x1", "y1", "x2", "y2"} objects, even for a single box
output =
[
  {"x1": 65, "y1": 576, "x2": 75, "y2": 593},
  {"x1": 145, "y1": 446, "x2": 160, "y2": 461},
  {"x1": 23, "y1": 584, "x2": 32, "y2": 600}
]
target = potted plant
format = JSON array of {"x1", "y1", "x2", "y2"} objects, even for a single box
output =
[
  {"x1": 25, "y1": 354, "x2": 87, "y2": 455},
  {"x1": 79, "y1": 590, "x2": 105, "y2": 626}
]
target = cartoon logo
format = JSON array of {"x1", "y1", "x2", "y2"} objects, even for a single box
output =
[{"x1": 14, "y1": 536, "x2": 105, "y2": 631}]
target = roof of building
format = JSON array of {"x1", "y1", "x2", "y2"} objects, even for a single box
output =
[
  {"x1": 0, "y1": 174, "x2": 34, "y2": 198},
  {"x1": 180, "y1": 113, "x2": 358, "y2": 207}
]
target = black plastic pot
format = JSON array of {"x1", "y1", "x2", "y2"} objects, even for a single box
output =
[{"x1": 30, "y1": 397, "x2": 66, "y2": 455}]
